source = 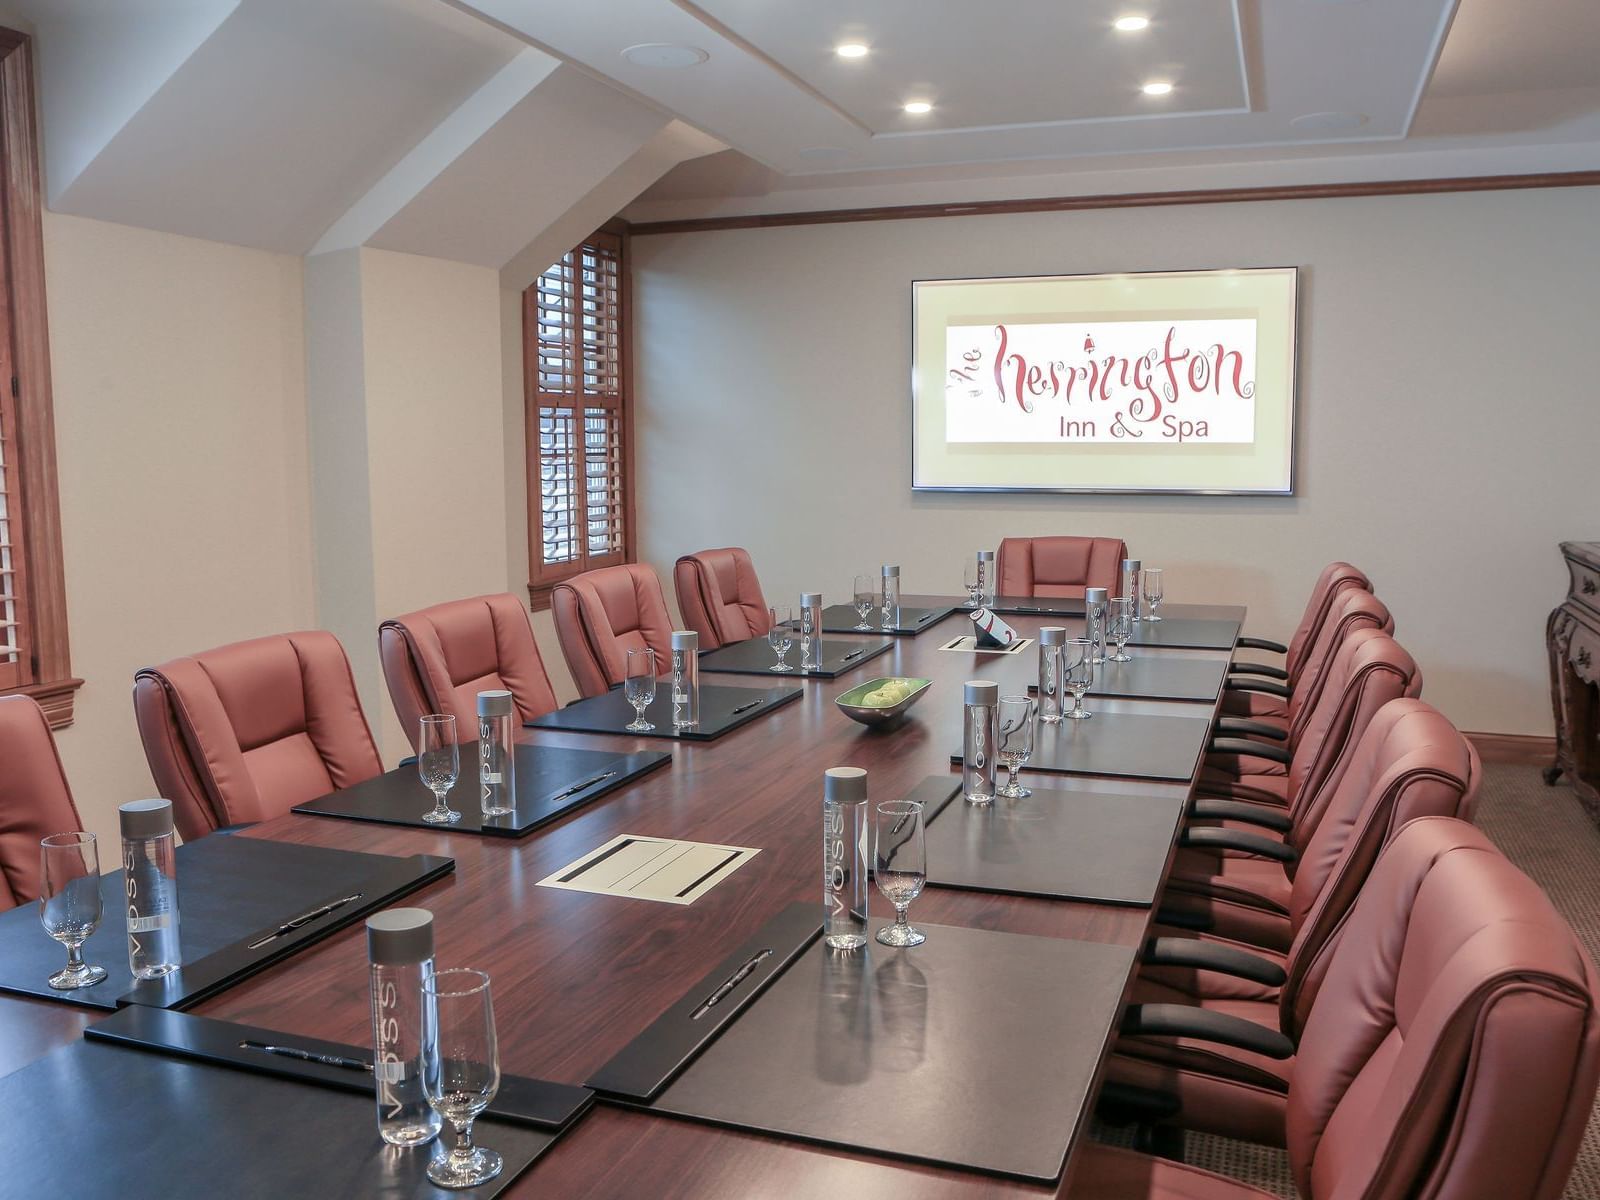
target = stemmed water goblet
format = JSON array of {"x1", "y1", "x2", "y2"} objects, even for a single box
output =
[
  {"x1": 422, "y1": 968, "x2": 503, "y2": 1190},
  {"x1": 997, "y1": 696, "x2": 1035, "y2": 798},
  {"x1": 1107, "y1": 597, "x2": 1134, "y2": 663},
  {"x1": 1142, "y1": 568, "x2": 1164, "y2": 621},
  {"x1": 39, "y1": 832, "x2": 108, "y2": 990},
  {"x1": 418, "y1": 715, "x2": 461, "y2": 824},
  {"x1": 962, "y1": 558, "x2": 982, "y2": 608},
  {"x1": 1063, "y1": 636, "x2": 1095, "y2": 720},
  {"x1": 852, "y1": 577, "x2": 876, "y2": 630},
  {"x1": 873, "y1": 800, "x2": 927, "y2": 948},
  {"x1": 624, "y1": 647, "x2": 658, "y2": 731},
  {"x1": 767, "y1": 606, "x2": 794, "y2": 671}
]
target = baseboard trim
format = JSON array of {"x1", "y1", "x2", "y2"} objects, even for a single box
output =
[{"x1": 1464, "y1": 732, "x2": 1556, "y2": 766}]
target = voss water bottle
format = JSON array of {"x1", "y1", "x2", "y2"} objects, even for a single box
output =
[
  {"x1": 1084, "y1": 586, "x2": 1109, "y2": 666},
  {"x1": 671, "y1": 630, "x2": 701, "y2": 728},
  {"x1": 1038, "y1": 626, "x2": 1066, "y2": 723},
  {"x1": 1121, "y1": 558, "x2": 1144, "y2": 622},
  {"x1": 799, "y1": 594, "x2": 823, "y2": 674},
  {"x1": 119, "y1": 799, "x2": 180, "y2": 979},
  {"x1": 962, "y1": 681, "x2": 999, "y2": 805},
  {"x1": 822, "y1": 767, "x2": 870, "y2": 950},
  {"x1": 368, "y1": 907, "x2": 442, "y2": 1147},
  {"x1": 477, "y1": 690, "x2": 516, "y2": 818}
]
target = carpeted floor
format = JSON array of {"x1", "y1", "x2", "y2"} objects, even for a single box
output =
[{"x1": 1105, "y1": 763, "x2": 1600, "y2": 1199}]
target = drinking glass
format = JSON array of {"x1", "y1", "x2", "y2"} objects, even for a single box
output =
[
  {"x1": 418, "y1": 715, "x2": 461, "y2": 824},
  {"x1": 873, "y1": 801, "x2": 926, "y2": 948},
  {"x1": 624, "y1": 647, "x2": 658, "y2": 731},
  {"x1": 996, "y1": 696, "x2": 1035, "y2": 799},
  {"x1": 962, "y1": 558, "x2": 982, "y2": 608},
  {"x1": 1143, "y1": 568, "x2": 1165, "y2": 621},
  {"x1": 1108, "y1": 597, "x2": 1134, "y2": 663},
  {"x1": 39, "y1": 833, "x2": 107, "y2": 990},
  {"x1": 1063, "y1": 636, "x2": 1094, "y2": 720},
  {"x1": 422, "y1": 969, "x2": 503, "y2": 1190},
  {"x1": 767, "y1": 607, "x2": 794, "y2": 672},
  {"x1": 852, "y1": 576, "x2": 876, "y2": 630}
]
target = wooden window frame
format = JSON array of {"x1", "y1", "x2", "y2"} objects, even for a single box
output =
[
  {"x1": 0, "y1": 29, "x2": 78, "y2": 725},
  {"x1": 524, "y1": 220, "x2": 637, "y2": 611}
]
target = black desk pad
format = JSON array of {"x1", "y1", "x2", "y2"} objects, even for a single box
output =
[
  {"x1": 1128, "y1": 616, "x2": 1240, "y2": 650},
  {"x1": 622, "y1": 911, "x2": 1136, "y2": 1183},
  {"x1": 698, "y1": 634, "x2": 894, "y2": 678},
  {"x1": 817, "y1": 603, "x2": 956, "y2": 636},
  {"x1": 0, "y1": 836, "x2": 452, "y2": 1011},
  {"x1": 294, "y1": 745, "x2": 671, "y2": 838},
  {"x1": 87, "y1": 1006, "x2": 593, "y2": 1130},
  {"x1": 996, "y1": 654, "x2": 1227, "y2": 703},
  {"x1": 950, "y1": 711, "x2": 1211, "y2": 782},
  {"x1": 526, "y1": 682, "x2": 801, "y2": 741},
  {"x1": 907, "y1": 775, "x2": 1187, "y2": 907},
  {"x1": 0, "y1": 1037, "x2": 559, "y2": 1200},
  {"x1": 988, "y1": 595, "x2": 1087, "y2": 617}
]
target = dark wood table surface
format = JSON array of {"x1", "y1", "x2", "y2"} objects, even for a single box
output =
[{"x1": 1, "y1": 603, "x2": 1235, "y2": 1198}]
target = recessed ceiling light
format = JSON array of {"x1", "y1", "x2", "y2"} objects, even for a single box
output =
[
  {"x1": 835, "y1": 42, "x2": 869, "y2": 59},
  {"x1": 1141, "y1": 81, "x2": 1173, "y2": 96},
  {"x1": 621, "y1": 43, "x2": 709, "y2": 69},
  {"x1": 903, "y1": 101, "x2": 933, "y2": 115},
  {"x1": 1114, "y1": 16, "x2": 1150, "y2": 31}
]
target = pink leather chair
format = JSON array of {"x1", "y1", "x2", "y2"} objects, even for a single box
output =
[
  {"x1": 133, "y1": 631, "x2": 384, "y2": 840},
  {"x1": 0, "y1": 695, "x2": 85, "y2": 910},
  {"x1": 995, "y1": 536, "x2": 1127, "y2": 600},
  {"x1": 1075, "y1": 818, "x2": 1600, "y2": 1199},
  {"x1": 673, "y1": 548, "x2": 771, "y2": 650},
  {"x1": 551, "y1": 563, "x2": 675, "y2": 699},
  {"x1": 380, "y1": 593, "x2": 559, "y2": 751}
]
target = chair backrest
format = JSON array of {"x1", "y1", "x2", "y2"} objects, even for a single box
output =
[
  {"x1": 995, "y1": 536, "x2": 1127, "y2": 600},
  {"x1": 379, "y1": 593, "x2": 558, "y2": 751},
  {"x1": 551, "y1": 563, "x2": 675, "y2": 699},
  {"x1": 1279, "y1": 699, "x2": 1480, "y2": 1038},
  {"x1": 0, "y1": 696, "x2": 84, "y2": 910},
  {"x1": 1288, "y1": 817, "x2": 1599, "y2": 1200},
  {"x1": 673, "y1": 548, "x2": 771, "y2": 650},
  {"x1": 1284, "y1": 589, "x2": 1397, "y2": 742},
  {"x1": 133, "y1": 631, "x2": 383, "y2": 840},
  {"x1": 1285, "y1": 562, "x2": 1372, "y2": 681}
]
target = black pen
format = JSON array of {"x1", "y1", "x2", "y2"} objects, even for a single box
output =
[
  {"x1": 247, "y1": 892, "x2": 364, "y2": 950},
  {"x1": 839, "y1": 649, "x2": 865, "y2": 663},
  {"x1": 914, "y1": 612, "x2": 937, "y2": 625},
  {"x1": 730, "y1": 699, "x2": 764, "y2": 715},
  {"x1": 550, "y1": 771, "x2": 616, "y2": 801},
  {"x1": 240, "y1": 1040, "x2": 371, "y2": 1073},
  {"x1": 690, "y1": 949, "x2": 773, "y2": 1020}
]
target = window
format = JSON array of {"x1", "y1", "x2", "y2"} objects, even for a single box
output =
[
  {"x1": 524, "y1": 226, "x2": 634, "y2": 607},
  {"x1": 0, "y1": 29, "x2": 77, "y2": 724}
]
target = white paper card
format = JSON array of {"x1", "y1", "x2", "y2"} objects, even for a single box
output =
[{"x1": 537, "y1": 835, "x2": 760, "y2": 906}]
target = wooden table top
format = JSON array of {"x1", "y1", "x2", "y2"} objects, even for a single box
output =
[{"x1": 2, "y1": 604, "x2": 1234, "y2": 1197}]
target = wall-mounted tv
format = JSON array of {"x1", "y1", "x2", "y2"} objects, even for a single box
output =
[{"x1": 912, "y1": 267, "x2": 1298, "y2": 494}]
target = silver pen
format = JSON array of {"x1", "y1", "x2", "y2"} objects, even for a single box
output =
[
  {"x1": 247, "y1": 892, "x2": 364, "y2": 950},
  {"x1": 549, "y1": 771, "x2": 617, "y2": 802}
]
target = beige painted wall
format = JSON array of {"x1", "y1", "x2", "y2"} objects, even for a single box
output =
[
  {"x1": 43, "y1": 212, "x2": 313, "y2": 849},
  {"x1": 632, "y1": 186, "x2": 1600, "y2": 736}
]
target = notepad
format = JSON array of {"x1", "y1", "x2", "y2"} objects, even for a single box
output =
[{"x1": 538, "y1": 835, "x2": 759, "y2": 905}]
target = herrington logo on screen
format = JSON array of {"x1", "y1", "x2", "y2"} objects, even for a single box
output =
[{"x1": 944, "y1": 319, "x2": 1258, "y2": 444}]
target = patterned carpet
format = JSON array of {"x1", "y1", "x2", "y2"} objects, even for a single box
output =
[{"x1": 1104, "y1": 763, "x2": 1600, "y2": 1199}]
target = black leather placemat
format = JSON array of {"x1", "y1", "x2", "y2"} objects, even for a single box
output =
[
  {"x1": 950, "y1": 711, "x2": 1211, "y2": 782},
  {"x1": 294, "y1": 745, "x2": 671, "y2": 837},
  {"x1": 526, "y1": 682, "x2": 802, "y2": 741},
  {"x1": 988, "y1": 595, "x2": 1087, "y2": 617},
  {"x1": 913, "y1": 774, "x2": 1187, "y2": 906},
  {"x1": 697, "y1": 635, "x2": 894, "y2": 679},
  {"x1": 1127, "y1": 616, "x2": 1240, "y2": 650},
  {"x1": 86, "y1": 1006, "x2": 593, "y2": 1130},
  {"x1": 817, "y1": 604, "x2": 956, "y2": 636},
  {"x1": 993, "y1": 655, "x2": 1227, "y2": 703},
  {"x1": 0, "y1": 836, "x2": 452, "y2": 1011},
  {"x1": 0, "y1": 1037, "x2": 559, "y2": 1199},
  {"x1": 635, "y1": 918, "x2": 1136, "y2": 1183}
]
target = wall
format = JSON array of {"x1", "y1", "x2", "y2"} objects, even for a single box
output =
[
  {"x1": 43, "y1": 211, "x2": 313, "y2": 849},
  {"x1": 631, "y1": 186, "x2": 1600, "y2": 736}
]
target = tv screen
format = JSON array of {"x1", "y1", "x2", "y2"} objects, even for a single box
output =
[{"x1": 912, "y1": 267, "x2": 1297, "y2": 494}]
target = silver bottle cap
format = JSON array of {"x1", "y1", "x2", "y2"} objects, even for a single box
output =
[
  {"x1": 978, "y1": 550, "x2": 995, "y2": 561},
  {"x1": 366, "y1": 907, "x2": 434, "y2": 966},
  {"x1": 964, "y1": 680, "x2": 999, "y2": 705},
  {"x1": 1084, "y1": 587, "x2": 1109, "y2": 606},
  {"x1": 800, "y1": 593, "x2": 823, "y2": 609},
  {"x1": 824, "y1": 766, "x2": 868, "y2": 804},
  {"x1": 119, "y1": 798, "x2": 173, "y2": 840},
  {"x1": 882, "y1": 565, "x2": 900, "y2": 578},
  {"x1": 1040, "y1": 626, "x2": 1067, "y2": 645},
  {"x1": 671, "y1": 630, "x2": 699, "y2": 652},
  {"x1": 1122, "y1": 558, "x2": 1142, "y2": 574},
  {"x1": 477, "y1": 689, "x2": 514, "y2": 718}
]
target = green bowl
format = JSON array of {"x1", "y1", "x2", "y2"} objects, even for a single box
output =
[{"x1": 834, "y1": 677, "x2": 933, "y2": 728}]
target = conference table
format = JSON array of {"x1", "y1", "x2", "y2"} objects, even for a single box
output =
[{"x1": 0, "y1": 597, "x2": 1245, "y2": 1197}]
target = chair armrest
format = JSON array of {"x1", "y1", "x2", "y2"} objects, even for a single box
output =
[
  {"x1": 1190, "y1": 797, "x2": 1294, "y2": 833},
  {"x1": 1208, "y1": 737, "x2": 1292, "y2": 765},
  {"x1": 1214, "y1": 717, "x2": 1289, "y2": 742},
  {"x1": 1094, "y1": 1080, "x2": 1181, "y2": 1125},
  {"x1": 1223, "y1": 678, "x2": 1293, "y2": 700},
  {"x1": 1236, "y1": 636, "x2": 1288, "y2": 655},
  {"x1": 1154, "y1": 906, "x2": 1213, "y2": 933},
  {"x1": 1142, "y1": 937, "x2": 1288, "y2": 987},
  {"x1": 1120, "y1": 1004, "x2": 1295, "y2": 1059},
  {"x1": 1180, "y1": 826, "x2": 1297, "y2": 864},
  {"x1": 1227, "y1": 662, "x2": 1290, "y2": 681}
]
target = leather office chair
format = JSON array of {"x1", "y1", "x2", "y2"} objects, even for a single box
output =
[
  {"x1": 0, "y1": 695, "x2": 85, "y2": 910},
  {"x1": 673, "y1": 547, "x2": 772, "y2": 650},
  {"x1": 380, "y1": 593, "x2": 559, "y2": 751},
  {"x1": 1076, "y1": 818, "x2": 1600, "y2": 1198},
  {"x1": 551, "y1": 563, "x2": 676, "y2": 699},
  {"x1": 133, "y1": 631, "x2": 384, "y2": 840},
  {"x1": 995, "y1": 536, "x2": 1127, "y2": 600}
]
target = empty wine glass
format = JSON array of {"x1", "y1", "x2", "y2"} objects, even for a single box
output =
[
  {"x1": 1143, "y1": 568, "x2": 1165, "y2": 621},
  {"x1": 1108, "y1": 597, "x2": 1134, "y2": 663},
  {"x1": 962, "y1": 557, "x2": 982, "y2": 608},
  {"x1": 997, "y1": 696, "x2": 1035, "y2": 798},
  {"x1": 767, "y1": 607, "x2": 795, "y2": 672},
  {"x1": 624, "y1": 647, "x2": 658, "y2": 731},
  {"x1": 418, "y1": 715, "x2": 461, "y2": 824},
  {"x1": 873, "y1": 800, "x2": 927, "y2": 948},
  {"x1": 851, "y1": 576, "x2": 876, "y2": 630},
  {"x1": 1063, "y1": 636, "x2": 1094, "y2": 720},
  {"x1": 39, "y1": 832, "x2": 108, "y2": 990},
  {"x1": 422, "y1": 968, "x2": 503, "y2": 1190}
]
